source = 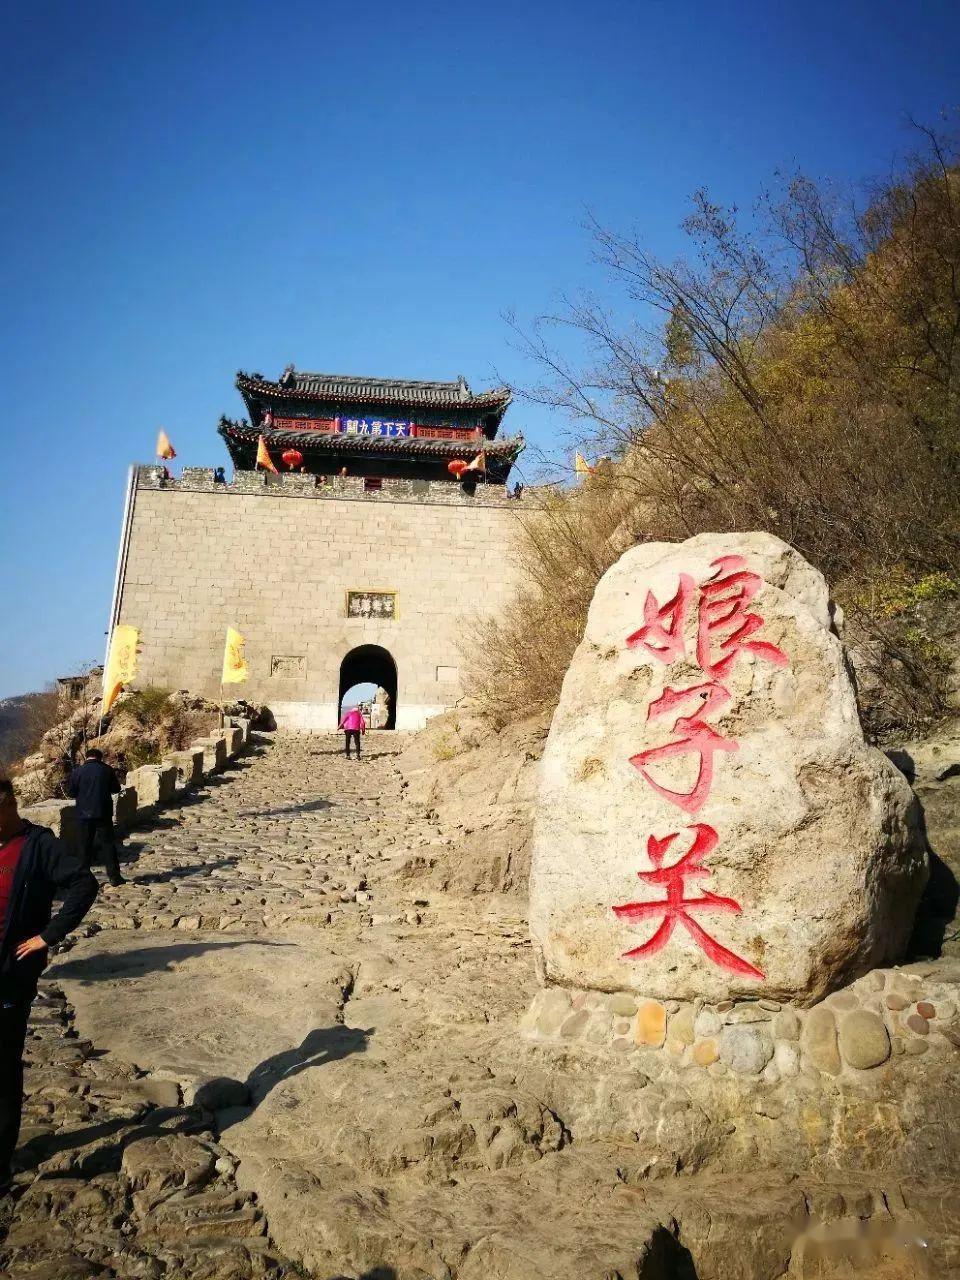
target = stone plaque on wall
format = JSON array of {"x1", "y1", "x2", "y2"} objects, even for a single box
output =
[
  {"x1": 270, "y1": 655, "x2": 305, "y2": 678},
  {"x1": 346, "y1": 590, "x2": 397, "y2": 620}
]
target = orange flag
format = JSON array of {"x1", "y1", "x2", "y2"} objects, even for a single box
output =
[
  {"x1": 256, "y1": 435, "x2": 278, "y2": 473},
  {"x1": 156, "y1": 429, "x2": 176, "y2": 460}
]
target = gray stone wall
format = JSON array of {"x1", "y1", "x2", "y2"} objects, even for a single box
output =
[{"x1": 115, "y1": 467, "x2": 524, "y2": 730}]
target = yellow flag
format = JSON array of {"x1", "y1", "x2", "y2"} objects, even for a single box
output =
[
  {"x1": 256, "y1": 435, "x2": 278, "y2": 473},
  {"x1": 156, "y1": 429, "x2": 176, "y2": 460},
  {"x1": 464, "y1": 450, "x2": 487, "y2": 473},
  {"x1": 574, "y1": 451, "x2": 594, "y2": 476},
  {"x1": 101, "y1": 624, "x2": 139, "y2": 716},
  {"x1": 222, "y1": 626, "x2": 249, "y2": 684}
]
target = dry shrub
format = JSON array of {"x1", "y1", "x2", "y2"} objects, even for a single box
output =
[
  {"x1": 6, "y1": 684, "x2": 224, "y2": 805},
  {"x1": 102, "y1": 688, "x2": 219, "y2": 767},
  {"x1": 466, "y1": 474, "x2": 639, "y2": 728},
  {"x1": 472, "y1": 128, "x2": 960, "y2": 738}
]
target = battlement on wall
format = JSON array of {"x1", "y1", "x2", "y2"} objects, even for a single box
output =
[{"x1": 136, "y1": 465, "x2": 524, "y2": 508}]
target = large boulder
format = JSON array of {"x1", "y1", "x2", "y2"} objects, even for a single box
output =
[{"x1": 529, "y1": 533, "x2": 926, "y2": 1004}]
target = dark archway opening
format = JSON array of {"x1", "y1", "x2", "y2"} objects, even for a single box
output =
[{"x1": 338, "y1": 645, "x2": 397, "y2": 730}]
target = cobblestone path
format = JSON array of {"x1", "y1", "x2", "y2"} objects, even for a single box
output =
[
  {"x1": 0, "y1": 732, "x2": 491, "y2": 1280},
  {"x1": 89, "y1": 733, "x2": 417, "y2": 937}
]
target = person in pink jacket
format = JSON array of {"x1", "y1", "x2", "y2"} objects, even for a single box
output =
[{"x1": 338, "y1": 706, "x2": 367, "y2": 760}]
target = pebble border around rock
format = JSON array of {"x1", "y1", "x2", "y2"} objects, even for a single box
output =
[{"x1": 521, "y1": 965, "x2": 960, "y2": 1082}]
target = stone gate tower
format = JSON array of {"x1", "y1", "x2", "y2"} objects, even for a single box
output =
[{"x1": 109, "y1": 366, "x2": 525, "y2": 730}]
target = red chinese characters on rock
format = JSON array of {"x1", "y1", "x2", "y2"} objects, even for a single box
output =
[
  {"x1": 625, "y1": 556, "x2": 788, "y2": 815},
  {"x1": 614, "y1": 555, "x2": 789, "y2": 980},
  {"x1": 630, "y1": 681, "x2": 737, "y2": 815},
  {"x1": 612, "y1": 826, "x2": 765, "y2": 980},
  {"x1": 626, "y1": 554, "x2": 788, "y2": 678},
  {"x1": 694, "y1": 554, "x2": 791, "y2": 680}
]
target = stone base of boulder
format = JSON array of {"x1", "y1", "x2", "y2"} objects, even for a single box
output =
[
  {"x1": 514, "y1": 959, "x2": 960, "y2": 1185},
  {"x1": 521, "y1": 962, "x2": 960, "y2": 1085}
]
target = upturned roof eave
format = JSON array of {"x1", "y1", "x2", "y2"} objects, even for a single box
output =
[
  {"x1": 235, "y1": 371, "x2": 513, "y2": 418},
  {"x1": 219, "y1": 422, "x2": 524, "y2": 460}
]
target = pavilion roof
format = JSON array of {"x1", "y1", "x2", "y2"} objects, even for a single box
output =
[
  {"x1": 236, "y1": 369, "x2": 512, "y2": 414},
  {"x1": 219, "y1": 419, "x2": 524, "y2": 461}
]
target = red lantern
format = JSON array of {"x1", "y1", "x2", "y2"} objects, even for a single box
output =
[
  {"x1": 282, "y1": 449, "x2": 304, "y2": 471},
  {"x1": 447, "y1": 459, "x2": 468, "y2": 477}
]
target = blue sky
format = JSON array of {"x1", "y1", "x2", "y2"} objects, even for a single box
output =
[{"x1": 1, "y1": 0, "x2": 957, "y2": 697}]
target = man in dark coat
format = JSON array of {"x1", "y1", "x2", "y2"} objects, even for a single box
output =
[
  {"x1": 67, "y1": 749, "x2": 124, "y2": 887},
  {"x1": 0, "y1": 777, "x2": 98, "y2": 1190}
]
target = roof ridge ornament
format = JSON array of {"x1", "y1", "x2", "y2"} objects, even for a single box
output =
[{"x1": 235, "y1": 369, "x2": 511, "y2": 411}]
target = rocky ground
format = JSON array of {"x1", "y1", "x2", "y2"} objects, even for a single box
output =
[
  {"x1": 0, "y1": 980, "x2": 294, "y2": 1280},
  {"x1": 2, "y1": 731, "x2": 959, "y2": 1279}
]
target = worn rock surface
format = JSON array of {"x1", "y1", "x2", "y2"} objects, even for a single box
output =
[
  {"x1": 397, "y1": 707, "x2": 548, "y2": 895},
  {"x1": 0, "y1": 978, "x2": 295, "y2": 1280},
  {"x1": 3, "y1": 729, "x2": 957, "y2": 1279},
  {"x1": 530, "y1": 532, "x2": 927, "y2": 1003}
]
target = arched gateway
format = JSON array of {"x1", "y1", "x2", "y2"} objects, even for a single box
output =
[{"x1": 339, "y1": 645, "x2": 397, "y2": 730}]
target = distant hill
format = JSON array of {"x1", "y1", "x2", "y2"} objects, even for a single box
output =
[{"x1": 0, "y1": 689, "x2": 59, "y2": 772}]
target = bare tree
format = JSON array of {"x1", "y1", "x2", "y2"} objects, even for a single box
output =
[{"x1": 472, "y1": 125, "x2": 960, "y2": 735}]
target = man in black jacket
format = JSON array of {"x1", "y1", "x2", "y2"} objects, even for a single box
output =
[
  {"x1": 0, "y1": 777, "x2": 98, "y2": 1190},
  {"x1": 67, "y1": 749, "x2": 124, "y2": 887}
]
